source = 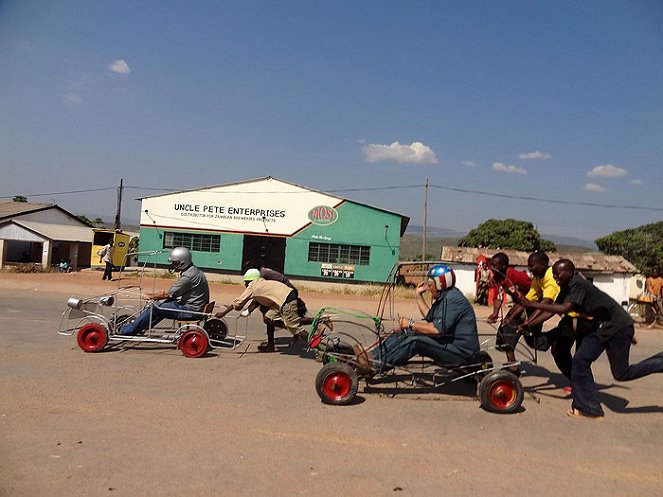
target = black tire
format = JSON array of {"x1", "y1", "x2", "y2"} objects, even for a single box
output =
[
  {"x1": 643, "y1": 304, "x2": 656, "y2": 325},
  {"x1": 315, "y1": 362, "x2": 359, "y2": 406},
  {"x1": 111, "y1": 314, "x2": 133, "y2": 334},
  {"x1": 204, "y1": 318, "x2": 228, "y2": 341},
  {"x1": 479, "y1": 370, "x2": 524, "y2": 414},
  {"x1": 320, "y1": 340, "x2": 355, "y2": 365}
]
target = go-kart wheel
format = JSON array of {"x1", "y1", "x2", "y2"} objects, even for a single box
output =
[
  {"x1": 111, "y1": 314, "x2": 133, "y2": 335},
  {"x1": 315, "y1": 362, "x2": 358, "y2": 405},
  {"x1": 643, "y1": 305, "x2": 656, "y2": 325},
  {"x1": 203, "y1": 318, "x2": 228, "y2": 341},
  {"x1": 179, "y1": 330, "x2": 209, "y2": 358},
  {"x1": 76, "y1": 323, "x2": 109, "y2": 352},
  {"x1": 479, "y1": 370, "x2": 524, "y2": 414}
]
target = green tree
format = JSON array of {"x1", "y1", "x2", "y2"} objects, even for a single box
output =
[
  {"x1": 458, "y1": 218, "x2": 557, "y2": 252},
  {"x1": 129, "y1": 236, "x2": 139, "y2": 254},
  {"x1": 595, "y1": 221, "x2": 663, "y2": 274},
  {"x1": 12, "y1": 195, "x2": 28, "y2": 202},
  {"x1": 76, "y1": 215, "x2": 95, "y2": 226}
]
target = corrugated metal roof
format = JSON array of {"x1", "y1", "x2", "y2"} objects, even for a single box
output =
[
  {"x1": 0, "y1": 201, "x2": 94, "y2": 227},
  {"x1": 439, "y1": 246, "x2": 637, "y2": 273},
  {"x1": 0, "y1": 202, "x2": 56, "y2": 219},
  {"x1": 12, "y1": 220, "x2": 93, "y2": 243}
]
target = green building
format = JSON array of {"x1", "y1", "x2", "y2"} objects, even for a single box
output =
[{"x1": 137, "y1": 177, "x2": 409, "y2": 283}]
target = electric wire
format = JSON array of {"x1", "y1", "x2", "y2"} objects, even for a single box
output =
[{"x1": 2, "y1": 183, "x2": 662, "y2": 212}]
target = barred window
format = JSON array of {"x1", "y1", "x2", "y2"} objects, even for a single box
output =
[
  {"x1": 308, "y1": 242, "x2": 370, "y2": 265},
  {"x1": 163, "y1": 231, "x2": 220, "y2": 253}
]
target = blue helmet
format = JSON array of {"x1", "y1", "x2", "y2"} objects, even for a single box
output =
[{"x1": 427, "y1": 264, "x2": 456, "y2": 291}]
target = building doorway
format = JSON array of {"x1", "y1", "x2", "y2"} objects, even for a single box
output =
[{"x1": 241, "y1": 235, "x2": 286, "y2": 273}]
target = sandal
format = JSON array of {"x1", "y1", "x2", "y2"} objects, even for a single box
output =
[
  {"x1": 567, "y1": 408, "x2": 604, "y2": 421},
  {"x1": 257, "y1": 342, "x2": 276, "y2": 353}
]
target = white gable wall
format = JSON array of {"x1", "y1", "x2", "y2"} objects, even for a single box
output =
[
  {"x1": 592, "y1": 274, "x2": 631, "y2": 306},
  {"x1": 0, "y1": 223, "x2": 47, "y2": 242}
]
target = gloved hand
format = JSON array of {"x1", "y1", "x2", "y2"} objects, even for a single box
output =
[{"x1": 240, "y1": 309, "x2": 250, "y2": 317}]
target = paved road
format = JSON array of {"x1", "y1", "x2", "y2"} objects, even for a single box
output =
[{"x1": 1, "y1": 286, "x2": 662, "y2": 497}]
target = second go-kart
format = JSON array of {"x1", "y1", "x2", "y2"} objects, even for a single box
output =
[{"x1": 306, "y1": 262, "x2": 526, "y2": 414}]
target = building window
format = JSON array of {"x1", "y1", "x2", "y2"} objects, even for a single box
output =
[
  {"x1": 308, "y1": 242, "x2": 370, "y2": 265},
  {"x1": 163, "y1": 232, "x2": 220, "y2": 253}
]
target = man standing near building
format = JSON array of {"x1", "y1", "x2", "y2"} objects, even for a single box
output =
[{"x1": 98, "y1": 240, "x2": 114, "y2": 281}]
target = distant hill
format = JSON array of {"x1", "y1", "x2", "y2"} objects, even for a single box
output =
[
  {"x1": 401, "y1": 225, "x2": 597, "y2": 259},
  {"x1": 542, "y1": 234, "x2": 597, "y2": 251}
]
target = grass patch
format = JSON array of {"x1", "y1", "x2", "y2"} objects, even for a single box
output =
[{"x1": 4, "y1": 263, "x2": 54, "y2": 274}]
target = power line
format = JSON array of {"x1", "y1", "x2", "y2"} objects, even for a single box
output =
[
  {"x1": 0, "y1": 187, "x2": 116, "y2": 199},
  {"x1": 429, "y1": 184, "x2": 663, "y2": 212},
  {"x1": 3, "y1": 183, "x2": 662, "y2": 213}
]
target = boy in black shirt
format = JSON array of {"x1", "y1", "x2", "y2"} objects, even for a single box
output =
[{"x1": 521, "y1": 259, "x2": 663, "y2": 420}]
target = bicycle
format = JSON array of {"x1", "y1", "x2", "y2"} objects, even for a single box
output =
[{"x1": 627, "y1": 293, "x2": 663, "y2": 327}]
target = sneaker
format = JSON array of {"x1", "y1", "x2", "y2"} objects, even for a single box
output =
[{"x1": 257, "y1": 342, "x2": 276, "y2": 353}]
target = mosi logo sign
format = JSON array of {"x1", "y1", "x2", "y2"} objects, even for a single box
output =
[{"x1": 308, "y1": 205, "x2": 338, "y2": 226}]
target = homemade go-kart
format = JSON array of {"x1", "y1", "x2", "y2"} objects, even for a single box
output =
[
  {"x1": 306, "y1": 262, "x2": 530, "y2": 414},
  {"x1": 57, "y1": 250, "x2": 245, "y2": 358}
]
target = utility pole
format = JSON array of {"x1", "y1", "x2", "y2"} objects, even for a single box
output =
[
  {"x1": 422, "y1": 177, "x2": 428, "y2": 261},
  {"x1": 114, "y1": 178, "x2": 123, "y2": 231}
]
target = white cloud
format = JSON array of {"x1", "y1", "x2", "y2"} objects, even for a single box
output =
[
  {"x1": 491, "y1": 162, "x2": 527, "y2": 175},
  {"x1": 518, "y1": 151, "x2": 552, "y2": 160},
  {"x1": 584, "y1": 183, "x2": 607, "y2": 193},
  {"x1": 587, "y1": 164, "x2": 627, "y2": 178},
  {"x1": 463, "y1": 160, "x2": 478, "y2": 168},
  {"x1": 62, "y1": 92, "x2": 84, "y2": 105},
  {"x1": 109, "y1": 59, "x2": 131, "y2": 75},
  {"x1": 362, "y1": 141, "x2": 438, "y2": 164},
  {"x1": 630, "y1": 179, "x2": 644, "y2": 186}
]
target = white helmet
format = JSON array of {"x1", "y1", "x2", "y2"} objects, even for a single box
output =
[{"x1": 168, "y1": 247, "x2": 192, "y2": 272}]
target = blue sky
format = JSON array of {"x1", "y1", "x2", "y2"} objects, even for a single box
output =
[{"x1": 1, "y1": 1, "x2": 662, "y2": 242}]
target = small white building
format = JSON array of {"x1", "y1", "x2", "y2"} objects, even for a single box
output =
[
  {"x1": 0, "y1": 202, "x2": 94, "y2": 269},
  {"x1": 439, "y1": 246, "x2": 637, "y2": 306}
]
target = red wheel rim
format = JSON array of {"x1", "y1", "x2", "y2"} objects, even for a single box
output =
[
  {"x1": 179, "y1": 331, "x2": 208, "y2": 358},
  {"x1": 77, "y1": 323, "x2": 107, "y2": 352},
  {"x1": 488, "y1": 380, "x2": 517, "y2": 409},
  {"x1": 322, "y1": 371, "x2": 352, "y2": 401}
]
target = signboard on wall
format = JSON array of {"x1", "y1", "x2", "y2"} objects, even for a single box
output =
[
  {"x1": 140, "y1": 178, "x2": 342, "y2": 236},
  {"x1": 321, "y1": 263, "x2": 355, "y2": 279}
]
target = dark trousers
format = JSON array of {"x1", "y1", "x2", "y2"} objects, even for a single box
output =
[
  {"x1": 572, "y1": 325, "x2": 663, "y2": 416},
  {"x1": 102, "y1": 261, "x2": 113, "y2": 280},
  {"x1": 550, "y1": 333, "x2": 576, "y2": 382}
]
